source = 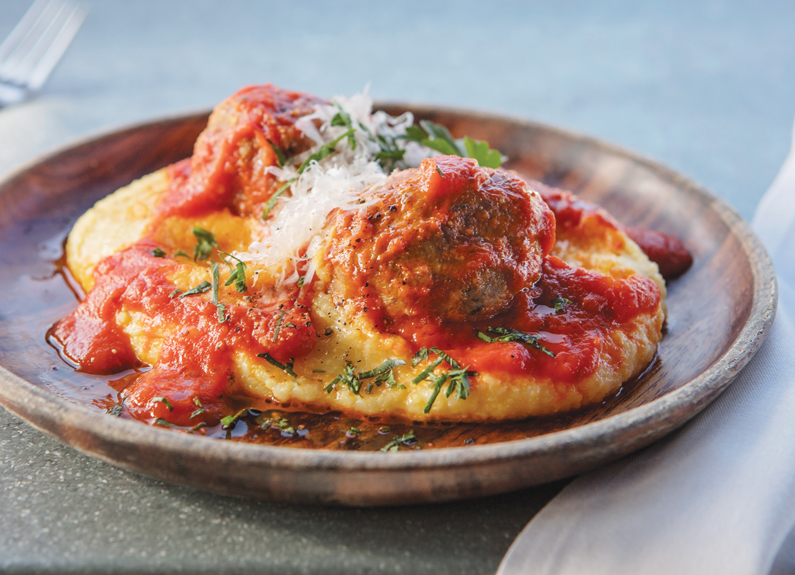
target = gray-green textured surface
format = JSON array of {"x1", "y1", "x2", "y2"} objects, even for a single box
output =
[{"x1": 1, "y1": 0, "x2": 795, "y2": 573}]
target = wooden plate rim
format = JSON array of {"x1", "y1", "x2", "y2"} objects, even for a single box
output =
[{"x1": 0, "y1": 106, "x2": 778, "y2": 474}]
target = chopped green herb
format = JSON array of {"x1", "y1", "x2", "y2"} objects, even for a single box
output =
[
  {"x1": 410, "y1": 348, "x2": 473, "y2": 413},
  {"x1": 266, "y1": 138, "x2": 288, "y2": 167},
  {"x1": 552, "y1": 296, "x2": 572, "y2": 312},
  {"x1": 435, "y1": 166, "x2": 445, "y2": 178},
  {"x1": 297, "y1": 128, "x2": 355, "y2": 174},
  {"x1": 358, "y1": 358, "x2": 407, "y2": 379},
  {"x1": 106, "y1": 399, "x2": 124, "y2": 417},
  {"x1": 297, "y1": 275, "x2": 306, "y2": 288},
  {"x1": 174, "y1": 249, "x2": 190, "y2": 258},
  {"x1": 190, "y1": 397, "x2": 206, "y2": 419},
  {"x1": 325, "y1": 358, "x2": 407, "y2": 396},
  {"x1": 423, "y1": 373, "x2": 448, "y2": 414},
  {"x1": 275, "y1": 417, "x2": 290, "y2": 429},
  {"x1": 192, "y1": 226, "x2": 218, "y2": 261},
  {"x1": 312, "y1": 369, "x2": 326, "y2": 373},
  {"x1": 272, "y1": 310, "x2": 286, "y2": 343},
  {"x1": 220, "y1": 408, "x2": 248, "y2": 428},
  {"x1": 477, "y1": 327, "x2": 556, "y2": 357},
  {"x1": 153, "y1": 396, "x2": 173, "y2": 411},
  {"x1": 151, "y1": 247, "x2": 167, "y2": 258},
  {"x1": 257, "y1": 352, "x2": 297, "y2": 378},
  {"x1": 330, "y1": 102, "x2": 357, "y2": 150},
  {"x1": 262, "y1": 179, "x2": 294, "y2": 219},
  {"x1": 190, "y1": 422, "x2": 207, "y2": 432},
  {"x1": 155, "y1": 418, "x2": 179, "y2": 428},
  {"x1": 210, "y1": 261, "x2": 227, "y2": 323},
  {"x1": 411, "y1": 356, "x2": 444, "y2": 384},
  {"x1": 169, "y1": 289, "x2": 182, "y2": 299},
  {"x1": 325, "y1": 363, "x2": 360, "y2": 395},
  {"x1": 380, "y1": 430, "x2": 418, "y2": 452},
  {"x1": 411, "y1": 347, "x2": 429, "y2": 367},
  {"x1": 348, "y1": 427, "x2": 361, "y2": 436},
  {"x1": 179, "y1": 280, "x2": 211, "y2": 298}
]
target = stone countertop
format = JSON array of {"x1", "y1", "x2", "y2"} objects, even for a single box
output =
[{"x1": 1, "y1": 0, "x2": 794, "y2": 573}]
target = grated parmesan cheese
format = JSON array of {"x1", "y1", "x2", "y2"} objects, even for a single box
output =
[{"x1": 234, "y1": 87, "x2": 432, "y2": 285}]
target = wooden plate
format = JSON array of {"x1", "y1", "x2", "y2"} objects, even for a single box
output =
[{"x1": 0, "y1": 106, "x2": 776, "y2": 505}]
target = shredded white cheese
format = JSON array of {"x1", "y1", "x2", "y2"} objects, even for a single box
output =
[{"x1": 236, "y1": 87, "x2": 431, "y2": 285}]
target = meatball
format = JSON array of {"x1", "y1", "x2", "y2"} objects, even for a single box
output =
[
  {"x1": 168, "y1": 84, "x2": 323, "y2": 217},
  {"x1": 322, "y1": 155, "x2": 556, "y2": 324}
]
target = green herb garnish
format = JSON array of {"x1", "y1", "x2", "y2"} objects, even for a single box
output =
[
  {"x1": 380, "y1": 430, "x2": 418, "y2": 452},
  {"x1": 477, "y1": 327, "x2": 556, "y2": 357},
  {"x1": 257, "y1": 352, "x2": 297, "y2": 378},
  {"x1": 151, "y1": 247, "x2": 167, "y2": 258},
  {"x1": 218, "y1": 251, "x2": 247, "y2": 293},
  {"x1": 178, "y1": 280, "x2": 211, "y2": 298},
  {"x1": 192, "y1": 226, "x2": 218, "y2": 261},
  {"x1": 266, "y1": 138, "x2": 288, "y2": 167},
  {"x1": 410, "y1": 347, "x2": 473, "y2": 413},
  {"x1": 190, "y1": 397, "x2": 205, "y2": 420},
  {"x1": 210, "y1": 261, "x2": 227, "y2": 323},
  {"x1": 330, "y1": 102, "x2": 357, "y2": 150},
  {"x1": 153, "y1": 396, "x2": 173, "y2": 411},
  {"x1": 220, "y1": 408, "x2": 248, "y2": 428},
  {"x1": 262, "y1": 179, "x2": 294, "y2": 220},
  {"x1": 325, "y1": 358, "x2": 407, "y2": 396},
  {"x1": 106, "y1": 399, "x2": 124, "y2": 417},
  {"x1": 155, "y1": 418, "x2": 179, "y2": 428},
  {"x1": 551, "y1": 296, "x2": 572, "y2": 312},
  {"x1": 272, "y1": 310, "x2": 286, "y2": 343},
  {"x1": 297, "y1": 128, "x2": 355, "y2": 175},
  {"x1": 174, "y1": 250, "x2": 190, "y2": 258},
  {"x1": 405, "y1": 119, "x2": 504, "y2": 168}
]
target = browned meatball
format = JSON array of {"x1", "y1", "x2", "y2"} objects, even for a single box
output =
[
  {"x1": 167, "y1": 84, "x2": 323, "y2": 217},
  {"x1": 322, "y1": 155, "x2": 556, "y2": 325}
]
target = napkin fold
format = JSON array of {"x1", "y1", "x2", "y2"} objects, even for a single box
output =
[{"x1": 497, "y1": 121, "x2": 795, "y2": 575}]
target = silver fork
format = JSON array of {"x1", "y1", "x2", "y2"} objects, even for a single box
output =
[{"x1": 0, "y1": 0, "x2": 86, "y2": 107}]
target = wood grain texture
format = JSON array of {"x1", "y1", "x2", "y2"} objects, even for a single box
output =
[{"x1": 0, "y1": 107, "x2": 777, "y2": 505}]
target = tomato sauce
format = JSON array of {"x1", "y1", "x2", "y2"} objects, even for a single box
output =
[{"x1": 50, "y1": 85, "x2": 676, "y2": 434}]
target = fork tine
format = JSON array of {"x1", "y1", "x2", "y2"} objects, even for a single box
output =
[
  {"x1": 25, "y1": 3, "x2": 86, "y2": 90},
  {"x1": 0, "y1": 0, "x2": 65, "y2": 81},
  {"x1": 0, "y1": 0, "x2": 49, "y2": 63}
]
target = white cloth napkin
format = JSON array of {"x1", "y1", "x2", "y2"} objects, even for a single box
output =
[{"x1": 497, "y1": 120, "x2": 795, "y2": 575}]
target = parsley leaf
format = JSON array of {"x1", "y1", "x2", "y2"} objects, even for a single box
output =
[
  {"x1": 405, "y1": 119, "x2": 504, "y2": 168},
  {"x1": 192, "y1": 226, "x2": 218, "y2": 261},
  {"x1": 477, "y1": 327, "x2": 556, "y2": 357},
  {"x1": 463, "y1": 136, "x2": 503, "y2": 169}
]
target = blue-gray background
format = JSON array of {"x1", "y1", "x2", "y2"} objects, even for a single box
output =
[{"x1": 1, "y1": 1, "x2": 793, "y2": 573}]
